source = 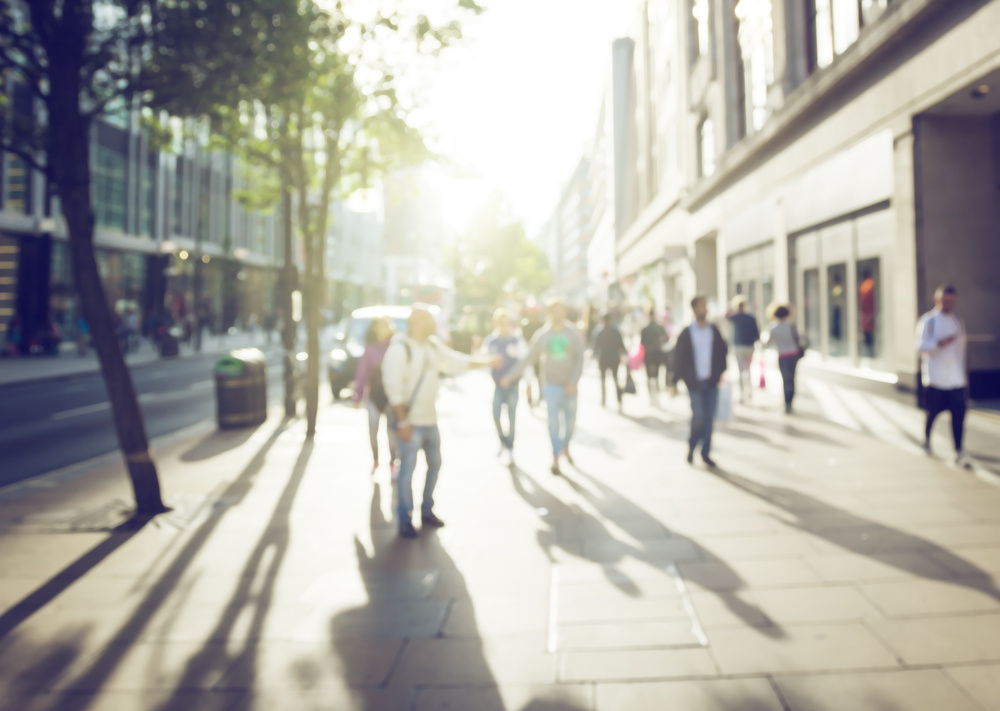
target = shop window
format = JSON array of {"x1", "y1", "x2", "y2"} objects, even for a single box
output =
[
  {"x1": 92, "y1": 145, "x2": 127, "y2": 232},
  {"x1": 857, "y1": 258, "x2": 880, "y2": 359},
  {"x1": 827, "y1": 263, "x2": 847, "y2": 356},
  {"x1": 803, "y1": 268, "x2": 820, "y2": 349},
  {"x1": 699, "y1": 117, "x2": 716, "y2": 178},
  {"x1": 761, "y1": 276, "x2": 773, "y2": 318},
  {"x1": 4, "y1": 153, "x2": 29, "y2": 214},
  {"x1": 735, "y1": 0, "x2": 774, "y2": 133}
]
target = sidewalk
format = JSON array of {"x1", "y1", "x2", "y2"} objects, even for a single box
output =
[
  {"x1": 1, "y1": 367, "x2": 1000, "y2": 710},
  {"x1": 0, "y1": 331, "x2": 281, "y2": 387}
]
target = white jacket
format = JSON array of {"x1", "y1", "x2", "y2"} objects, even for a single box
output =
[
  {"x1": 381, "y1": 334, "x2": 470, "y2": 426},
  {"x1": 916, "y1": 309, "x2": 967, "y2": 390}
]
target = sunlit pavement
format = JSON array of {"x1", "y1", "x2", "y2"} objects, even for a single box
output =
[{"x1": 2, "y1": 364, "x2": 1000, "y2": 710}]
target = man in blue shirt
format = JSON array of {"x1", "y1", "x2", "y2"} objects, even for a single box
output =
[{"x1": 483, "y1": 309, "x2": 527, "y2": 465}]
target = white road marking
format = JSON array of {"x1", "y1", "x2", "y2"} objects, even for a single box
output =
[{"x1": 51, "y1": 402, "x2": 110, "y2": 420}]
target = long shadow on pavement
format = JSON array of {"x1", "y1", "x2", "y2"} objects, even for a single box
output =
[
  {"x1": 9, "y1": 417, "x2": 295, "y2": 711},
  {"x1": 710, "y1": 466, "x2": 1000, "y2": 600},
  {"x1": 510, "y1": 465, "x2": 785, "y2": 639}
]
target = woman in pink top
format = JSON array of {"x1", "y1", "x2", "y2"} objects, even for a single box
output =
[{"x1": 354, "y1": 317, "x2": 398, "y2": 474}]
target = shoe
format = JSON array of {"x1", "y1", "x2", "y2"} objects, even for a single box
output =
[
  {"x1": 422, "y1": 513, "x2": 446, "y2": 528},
  {"x1": 550, "y1": 461, "x2": 561, "y2": 476},
  {"x1": 922, "y1": 440, "x2": 932, "y2": 456},
  {"x1": 701, "y1": 453, "x2": 716, "y2": 468},
  {"x1": 784, "y1": 403, "x2": 792, "y2": 414},
  {"x1": 399, "y1": 522, "x2": 418, "y2": 539},
  {"x1": 955, "y1": 452, "x2": 973, "y2": 469},
  {"x1": 686, "y1": 449, "x2": 694, "y2": 464}
]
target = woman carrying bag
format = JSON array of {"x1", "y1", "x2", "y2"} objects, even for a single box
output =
[{"x1": 767, "y1": 304, "x2": 804, "y2": 414}]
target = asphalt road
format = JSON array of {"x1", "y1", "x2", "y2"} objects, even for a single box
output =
[{"x1": 0, "y1": 350, "x2": 287, "y2": 489}]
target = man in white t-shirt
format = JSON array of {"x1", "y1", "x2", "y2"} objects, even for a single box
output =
[
  {"x1": 382, "y1": 306, "x2": 498, "y2": 538},
  {"x1": 916, "y1": 284, "x2": 970, "y2": 468}
]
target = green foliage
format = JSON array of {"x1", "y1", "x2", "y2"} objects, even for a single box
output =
[{"x1": 454, "y1": 192, "x2": 552, "y2": 309}]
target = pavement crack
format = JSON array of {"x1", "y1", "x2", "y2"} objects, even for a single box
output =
[{"x1": 381, "y1": 637, "x2": 410, "y2": 688}]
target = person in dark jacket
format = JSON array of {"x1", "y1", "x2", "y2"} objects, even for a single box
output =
[
  {"x1": 671, "y1": 296, "x2": 728, "y2": 467},
  {"x1": 640, "y1": 308, "x2": 669, "y2": 405},
  {"x1": 727, "y1": 296, "x2": 760, "y2": 403},
  {"x1": 593, "y1": 312, "x2": 628, "y2": 411}
]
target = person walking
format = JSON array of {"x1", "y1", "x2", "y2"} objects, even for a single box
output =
[
  {"x1": 353, "y1": 316, "x2": 398, "y2": 475},
  {"x1": 727, "y1": 296, "x2": 760, "y2": 403},
  {"x1": 767, "y1": 304, "x2": 803, "y2": 414},
  {"x1": 483, "y1": 309, "x2": 527, "y2": 466},
  {"x1": 917, "y1": 284, "x2": 971, "y2": 468},
  {"x1": 502, "y1": 300, "x2": 585, "y2": 476},
  {"x1": 383, "y1": 306, "x2": 499, "y2": 539},
  {"x1": 640, "y1": 308, "x2": 669, "y2": 405},
  {"x1": 593, "y1": 312, "x2": 628, "y2": 411},
  {"x1": 671, "y1": 296, "x2": 728, "y2": 468}
]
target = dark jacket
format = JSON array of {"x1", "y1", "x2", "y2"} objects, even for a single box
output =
[
  {"x1": 593, "y1": 325, "x2": 627, "y2": 368},
  {"x1": 672, "y1": 322, "x2": 728, "y2": 392},
  {"x1": 727, "y1": 312, "x2": 760, "y2": 347}
]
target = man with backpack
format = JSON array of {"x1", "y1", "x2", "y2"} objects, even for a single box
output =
[{"x1": 382, "y1": 306, "x2": 500, "y2": 539}]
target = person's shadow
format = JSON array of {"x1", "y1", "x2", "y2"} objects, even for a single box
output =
[
  {"x1": 329, "y1": 483, "x2": 591, "y2": 710},
  {"x1": 710, "y1": 466, "x2": 1000, "y2": 601},
  {"x1": 509, "y1": 465, "x2": 785, "y2": 638}
]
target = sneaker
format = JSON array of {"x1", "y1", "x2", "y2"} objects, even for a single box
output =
[
  {"x1": 922, "y1": 440, "x2": 932, "y2": 456},
  {"x1": 956, "y1": 452, "x2": 973, "y2": 469},
  {"x1": 550, "y1": 461, "x2": 561, "y2": 476},
  {"x1": 701, "y1": 453, "x2": 717, "y2": 468},
  {"x1": 421, "y1": 512, "x2": 446, "y2": 528},
  {"x1": 686, "y1": 449, "x2": 694, "y2": 465},
  {"x1": 399, "y1": 522, "x2": 418, "y2": 539}
]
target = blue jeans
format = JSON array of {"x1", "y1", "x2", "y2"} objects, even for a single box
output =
[
  {"x1": 492, "y1": 383, "x2": 519, "y2": 449},
  {"x1": 689, "y1": 381, "x2": 719, "y2": 456},
  {"x1": 543, "y1": 384, "x2": 577, "y2": 457},
  {"x1": 396, "y1": 425, "x2": 442, "y2": 523}
]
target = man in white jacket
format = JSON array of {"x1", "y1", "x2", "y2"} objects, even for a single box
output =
[
  {"x1": 382, "y1": 306, "x2": 498, "y2": 538},
  {"x1": 916, "y1": 284, "x2": 970, "y2": 468}
]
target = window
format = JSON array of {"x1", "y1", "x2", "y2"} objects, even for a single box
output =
[
  {"x1": 812, "y1": 0, "x2": 861, "y2": 70},
  {"x1": 736, "y1": 0, "x2": 774, "y2": 132},
  {"x1": 692, "y1": 0, "x2": 710, "y2": 58},
  {"x1": 699, "y1": 118, "x2": 716, "y2": 178},
  {"x1": 140, "y1": 155, "x2": 156, "y2": 237},
  {"x1": 91, "y1": 145, "x2": 127, "y2": 231},
  {"x1": 3, "y1": 153, "x2": 29, "y2": 214},
  {"x1": 803, "y1": 268, "x2": 820, "y2": 350},
  {"x1": 827, "y1": 263, "x2": 847, "y2": 356},
  {"x1": 857, "y1": 258, "x2": 880, "y2": 359},
  {"x1": 173, "y1": 158, "x2": 185, "y2": 235}
]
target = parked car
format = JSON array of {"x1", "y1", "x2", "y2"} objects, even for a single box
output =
[{"x1": 328, "y1": 305, "x2": 414, "y2": 399}]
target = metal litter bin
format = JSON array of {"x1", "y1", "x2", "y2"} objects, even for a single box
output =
[{"x1": 214, "y1": 348, "x2": 267, "y2": 428}]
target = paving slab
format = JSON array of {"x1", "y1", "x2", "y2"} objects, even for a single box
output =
[
  {"x1": 870, "y1": 613, "x2": 1000, "y2": 665},
  {"x1": 557, "y1": 647, "x2": 718, "y2": 682},
  {"x1": 773, "y1": 669, "x2": 980, "y2": 711},
  {"x1": 945, "y1": 663, "x2": 1000, "y2": 711},
  {"x1": 594, "y1": 678, "x2": 784, "y2": 711}
]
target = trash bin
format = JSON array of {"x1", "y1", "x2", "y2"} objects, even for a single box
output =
[{"x1": 214, "y1": 348, "x2": 267, "y2": 428}]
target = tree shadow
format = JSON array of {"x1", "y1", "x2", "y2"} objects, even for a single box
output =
[
  {"x1": 180, "y1": 426, "x2": 261, "y2": 462},
  {"x1": 709, "y1": 466, "x2": 1000, "y2": 600},
  {"x1": 17, "y1": 417, "x2": 296, "y2": 710},
  {"x1": 510, "y1": 465, "x2": 785, "y2": 639}
]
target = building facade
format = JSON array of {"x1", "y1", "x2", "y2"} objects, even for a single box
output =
[{"x1": 586, "y1": 0, "x2": 1000, "y2": 397}]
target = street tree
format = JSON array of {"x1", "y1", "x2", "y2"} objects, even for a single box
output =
[{"x1": 0, "y1": 1, "x2": 302, "y2": 515}]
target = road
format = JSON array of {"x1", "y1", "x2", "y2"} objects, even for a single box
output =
[{"x1": 0, "y1": 350, "x2": 286, "y2": 489}]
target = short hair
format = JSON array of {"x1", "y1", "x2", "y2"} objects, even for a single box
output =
[
  {"x1": 935, "y1": 284, "x2": 956, "y2": 298},
  {"x1": 773, "y1": 305, "x2": 791, "y2": 320},
  {"x1": 731, "y1": 295, "x2": 747, "y2": 311},
  {"x1": 690, "y1": 295, "x2": 707, "y2": 310}
]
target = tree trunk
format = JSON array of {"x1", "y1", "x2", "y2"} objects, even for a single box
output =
[
  {"x1": 298, "y1": 184, "x2": 321, "y2": 438},
  {"x1": 44, "y1": 8, "x2": 166, "y2": 516},
  {"x1": 281, "y1": 182, "x2": 297, "y2": 418}
]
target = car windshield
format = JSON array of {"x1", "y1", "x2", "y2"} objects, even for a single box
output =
[{"x1": 346, "y1": 316, "x2": 408, "y2": 345}]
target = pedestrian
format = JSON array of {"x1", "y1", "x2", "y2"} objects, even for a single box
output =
[
  {"x1": 727, "y1": 296, "x2": 760, "y2": 403},
  {"x1": 767, "y1": 304, "x2": 804, "y2": 414},
  {"x1": 483, "y1": 308, "x2": 527, "y2": 466},
  {"x1": 593, "y1": 312, "x2": 628, "y2": 411},
  {"x1": 640, "y1": 308, "x2": 669, "y2": 405},
  {"x1": 353, "y1": 316, "x2": 398, "y2": 475},
  {"x1": 382, "y1": 306, "x2": 499, "y2": 539},
  {"x1": 917, "y1": 284, "x2": 971, "y2": 468},
  {"x1": 520, "y1": 310, "x2": 544, "y2": 406},
  {"x1": 671, "y1": 296, "x2": 728, "y2": 468},
  {"x1": 502, "y1": 299, "x2": 585, "y2": 476}
]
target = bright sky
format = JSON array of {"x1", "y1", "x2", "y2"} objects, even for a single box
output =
[{"x1": 412, "y1": 1, "x2": 635, "y2": 236}]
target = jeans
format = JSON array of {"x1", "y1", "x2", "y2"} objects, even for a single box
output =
[
  {"x1": 543, "y1": 384, "x2": 577, "y2": 457},
  {"x1": 924, "y1": 386, "x2": 967, "y2": 451},
  {"x1": 599, "y1": 363, "x2": 622, "y2": 405},
  {"x1": 689, "y1": 381, "x2": 719, "y2": 456},
  {"x1": 492, "y1": 383, "x2": 519, "y2": 449},
  {"x1": 778, "y1": 355, "x2": 798, "y2": 406},
  {"x1": 367, "y1": 400, "x2": 398, "y2": 464},
  {"x1": 396, "y1": 424, "x2": 442, "y2": 523}
]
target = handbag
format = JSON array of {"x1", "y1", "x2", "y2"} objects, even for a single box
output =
[{"x1": 623, "y1": 371, "x2": 637, "y2": 395}]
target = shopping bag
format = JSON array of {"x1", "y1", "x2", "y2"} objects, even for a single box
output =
[
  {"x1": 628, "y1": 343, "x2": 645, "y2": 371},
  {"x1": 758, "y1": 356, "x2": 766, "y2": 389},
  {"x1": 624, "y1": 371, "x2": 637, "y2": 395},
  {"x1": 716, "y1": 381, "x2": 734, "y2": 421}
]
